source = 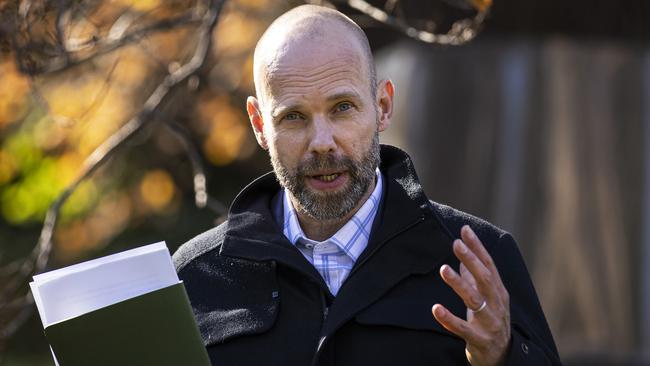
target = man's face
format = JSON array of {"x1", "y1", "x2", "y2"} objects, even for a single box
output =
[{"x1": 252, "y1": 32, "x2": 386, "y2": 220}]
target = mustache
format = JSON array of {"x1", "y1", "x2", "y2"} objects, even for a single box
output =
[{"x1": 296, "y1": 154, "x2": 355, "y2": 176}]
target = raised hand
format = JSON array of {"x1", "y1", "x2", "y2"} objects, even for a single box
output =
[{"x1": 432, "y1": 225, "x2": 511, "y2": 366}]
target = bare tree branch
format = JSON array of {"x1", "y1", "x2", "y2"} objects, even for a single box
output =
[
  {"x1": 15, "y1": 6, "x2": 204, "y2": 75},
  {"x1": 314, "y1": 0, "x2": 491, "y2": 45},
  {"x1": 164, "y1": 119, "x2": 228, "y2": 216},
  {"x1": 0, "y1": 0, "x2": 226, "y2": 347},
  {"x1": 54, "y1": 0, "x2": 70, "y2": 59},
  {"x1": 75, "y1": 56, "x2": 121, "y2": 123}
]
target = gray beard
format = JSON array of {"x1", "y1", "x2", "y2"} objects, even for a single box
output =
[{"x1": 271, "y1": 133, "x2": 380, "y2": 221}]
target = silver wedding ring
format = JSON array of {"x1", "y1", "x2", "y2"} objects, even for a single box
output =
[{"x1": 470, "y1": 300, "x2": 487, "y2": 313}]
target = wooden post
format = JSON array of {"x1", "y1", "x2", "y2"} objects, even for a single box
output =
[
  {"x1": 642, "y1": 51, "x2": 650, "y2": 359},
  {"x1": 492, "y1": 44, "x2": 530, "y2": 233}
]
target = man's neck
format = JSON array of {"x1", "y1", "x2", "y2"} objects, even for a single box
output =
[{"x1": 291, "y1": 179, "x2": 376, "y2": 242}]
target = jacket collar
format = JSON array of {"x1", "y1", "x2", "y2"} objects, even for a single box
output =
[
  {"x1": 220, "y1": 145, "x2": 456, "y2": 335},
  {"x1": 219, "y1": 166, "x2": 325, "y2": 285},
  {"x1": 321, "y1": 145, "x2": 455, "y2": 337}
]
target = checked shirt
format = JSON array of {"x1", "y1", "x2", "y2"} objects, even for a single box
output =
[{"x1": 280, "y1": 169, "x2": 383, "y2": 296}]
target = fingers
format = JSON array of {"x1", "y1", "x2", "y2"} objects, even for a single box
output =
[
  {"x1": 459, "y1": 263, "x2": 477, "y2": 291},
  {"x1": 439, "y1": 264, "x2": 484, "y2": 312},
  {"x1": 461, "y1": 225, "x2": 498, "y2": 277},
  {"x1": 461, "y1": 225, "x2": 509, "y2": 302},
  {"x1": 435, "y1": 226, "x2": 512, "y2": 366},
  {"x1": 431, "y1": 304, "x2": 481, "y2": 344},
  {"x1": 453, "y1": 226, "x2": 508, "y2": 303},
  {"x1": 453, "y1": 238, "x2": 497, "y2": 303}
]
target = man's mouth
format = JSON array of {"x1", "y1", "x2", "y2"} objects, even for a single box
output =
[
  {"x1": 314, "y1": 173, "x2": 340, "y2": 182},
  {"x1": 305, "y1": 170, "x2": 347, "y2": 190}
]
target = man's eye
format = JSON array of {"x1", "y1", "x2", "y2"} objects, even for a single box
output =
[
  {"x1": 284, "y1": 112, "x2": 302, "y2": 121},
  {"x1": 335, "y1": 102, "x2": 353, "y2": 112}
]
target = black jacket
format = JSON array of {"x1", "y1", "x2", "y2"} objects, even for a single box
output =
[{"x1": 173, "y1": 145, "x2": 562, "y2": 365}]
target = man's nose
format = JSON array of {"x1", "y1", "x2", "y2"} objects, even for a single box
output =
[{"x1": 308, "y1": 116, "x2": 337, "y2": 154}]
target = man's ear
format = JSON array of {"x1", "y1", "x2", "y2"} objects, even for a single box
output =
[
  {"x1": 246, "y1": 96, "x2": 268, "y2": 150},
  {"x1": 376, "y1": 79, "x2": 394, "y2": 132}
]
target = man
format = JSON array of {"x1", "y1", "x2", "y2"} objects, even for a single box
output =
[{"x1": 173, "y1": 4, "x2": 561, "y2": 365}]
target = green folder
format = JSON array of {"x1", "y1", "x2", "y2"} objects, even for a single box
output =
[{"x1": 44, "y1": 282, "x2": 210, "y2": 366}]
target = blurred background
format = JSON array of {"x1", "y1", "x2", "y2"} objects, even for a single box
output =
[{"x1": 0, "y1": 0, "x2": 648, "y2": 365}]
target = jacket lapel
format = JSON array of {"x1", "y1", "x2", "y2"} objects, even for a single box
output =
[
  {"x1": 321, "y1": 146, "x2": 456, "y2": 337},
  {"x1": 219, "y1": 172, "x2": 327, "y2": 287}
]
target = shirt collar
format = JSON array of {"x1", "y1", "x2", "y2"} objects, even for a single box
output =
[{"x1": 282, "y1": 168, "x2": 383, "y2": 261}]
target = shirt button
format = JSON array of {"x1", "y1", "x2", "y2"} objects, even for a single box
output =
[
  {"x1": 304, "y1": 243, "x2": 314, "y2": 249},
  {"x1": 521, "y1": 343, "x2": 529, "y2": 355}
]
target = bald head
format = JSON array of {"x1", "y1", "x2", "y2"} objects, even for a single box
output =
[
  {"x1": 245, "y1": 5, "x2": 395, "y2": 225},
  {"x1": 252, "y1": 5, "x2": 376, "y2": 107}
]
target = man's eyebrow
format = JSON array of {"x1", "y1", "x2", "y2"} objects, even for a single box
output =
[
  {"x1": 271, "y1": 103, "x2": 304, "y2": 119},
  {"x1": 326, "y1": 91, "x2": 362, "y2": 102}
]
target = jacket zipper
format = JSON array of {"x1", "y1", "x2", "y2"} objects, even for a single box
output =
[
  {"x1": 310, "y1": 215, "x2": 425, "y2": 366},
  {"x1": 320, "y1": 290, "x2": 329, "y2": 322},
  {"x1": 310, "y1": 290, "x2": 329, "y2": 366}
]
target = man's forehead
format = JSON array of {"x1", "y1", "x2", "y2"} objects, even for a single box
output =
[
  {"x1": 256, "y1": 38, "x2": 368, "y2": 105},
  {"x1": 266, "y1": 50, "x2": 363, "y2": 80},
  {"x1": 256, "y1": 26, "x2": 365, "y2": 77},
  {"x1": 267, "y1": 60, "x2": 365, "y2": 107}
]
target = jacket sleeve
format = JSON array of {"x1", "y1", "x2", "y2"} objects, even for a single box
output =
[{"x1": 491, "y1": 232, "x2": 563, "y2": 366}]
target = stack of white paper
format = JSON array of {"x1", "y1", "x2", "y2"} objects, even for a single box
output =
[
  {"x1": 29, "y1": 242, "x2": 179, "y2": 365},
  {"x1": 30, "y1": 242, "x2": 178, "y2": 327}
]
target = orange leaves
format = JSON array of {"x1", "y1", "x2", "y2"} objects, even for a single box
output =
[
  {"x1": 0, "y1": 59, "x2": 31, "y2": 128},
  {"x1": 471, "y1": 0, "x2": 492, "y2": 12},
  {"x1": 442, "y1": 0, "x2": 492, "y2": 12},
  {"x1": 203, "y1": 116, "x2": 249, "y2": 166},
  {"x1": 198, "y1": 96, "x2": 254, "y2": 166},
  {"x1": 0, "y1": 0, "x2": 279, "y2": 261},
  {"x1": 56, "y1": 192, "x2": 133, "y2": 260},
  {"x1": 237, "y1": 0, "x2": 272, "y2": 11},
  {"x1": 111, "y1": 48, "x2": 153, "y2": 87},
  {"x1": 215, "y1": 11, "x2": 261, "y2": 54},
  {"x1": 139, "y1": 169, "x2": 177, "y2": 212},
  {"x1": 112, "y1": 0, "x2": 163, "y2": 12},
  {"x1": 56, "y1": 152, "x2": 85, "y2": 186},
  {"x1": 0, "y1": 150, "x2": 16, "y2": 185}
]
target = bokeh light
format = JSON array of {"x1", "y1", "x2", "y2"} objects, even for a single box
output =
[
  {"x1": 139, "y1": 169, "x2": 177, "y2": 212},
  {"x1": 0, "y1": 59, "x2": 31, "y2": 128}
]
